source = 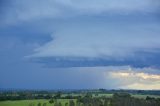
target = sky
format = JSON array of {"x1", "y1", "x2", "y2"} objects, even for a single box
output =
[{"x1": 0, "y1": 0, "x2": 160, "y2": 90}]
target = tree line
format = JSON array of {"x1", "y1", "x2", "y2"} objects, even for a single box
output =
[
  {"x1": 0, "y1": 90, "x2": 160, "y2": 106},
  {"x1": 46, "y1": 93, "x2": 160, "y2": 106}
]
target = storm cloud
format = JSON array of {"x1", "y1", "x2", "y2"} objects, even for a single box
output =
[{"x1": 0, "y1": 0, "x2": 160, "y2": 89}]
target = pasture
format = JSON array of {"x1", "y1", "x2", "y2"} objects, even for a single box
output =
[
  {"x1": 0, "y1": 99, "x2": 77, "y2": 106},
  {"x1": 0, "y1": 93, "x2": 160, "y2": 106}
]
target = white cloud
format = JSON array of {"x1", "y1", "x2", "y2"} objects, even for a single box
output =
[
  {"x1": 124, "y1": 83, "x2": 160, "y2": 90},
  {"x1": 107, "y1": 68, "x2": 160, "y2": 90},
  {"x1": 110, "y1": 71, "x2": 160, "y2": 80}
]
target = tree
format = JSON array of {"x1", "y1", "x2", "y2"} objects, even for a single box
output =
[
  {"x1": 54, "y1": 92, "x2": 61, "y2": 99},
  {"x1": 37, "y1": 103, "x2": 41, "y2": 106},
  {"x1": 43, "y1": 103, "x2": 47, "y2": 106},
  {"x1": 65, "y1": 102, "x2": 68, "y2": 106},
  {"x1": 69, "y1": 100, "x2": 75, "y2": 106},
  {"x1": 104, "y1": 99, "x2": 109, "y2": 106},
  {"x1": 146, "y1": 96, "x2": 155, "y2": 101},
  {"x1": 29, "y1": 103, "x2": 35, "y2": 106},
  {"x1": 54, "y1": 101, "x2": 58, "y2": 106},
  {"x1": 49, "y1": 98, "x2": 54, "y2": 104},
  {"x1": 58, "y1": 102, "x2": 62, "y2": 106},
  {"x1": 95, "y1": 93, "x2": 99, "y2": 97},
  {"x1": 85, "y1": 93, "x2": 92, "y2": 98}
]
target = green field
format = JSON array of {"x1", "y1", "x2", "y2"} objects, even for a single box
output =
[
  {"x1": 0, "y1": 99, "x2": 76, "y2": 106},
  {"x1": 0, "y1": 99, "x2": 50, "y2": 106},
  {"x1": 0, "y1": 94, "x2": 160, "y2": 106}
]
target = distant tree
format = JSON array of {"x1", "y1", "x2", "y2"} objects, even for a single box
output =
[
  {"x1": 54, "y1": 92, "x2": 61, "y2": 99},
  {"x1": 49, "y1": 98, "x2": 54, "y2": 104},
  {"x1": 43, "y1": 103, "x2": 47, "y2": 106},
  {"x1": 99, "y1": 89, "x2": 106, "y2": 92},
  {"x1": 95, "y1": 93, "x2": 99, "y2": 97},
  {"x1": 113, "y1": 93, "x2": 131, "y2": 99},
  {"x1": 54, "y1": 101, "x2": 58, "y2": 106},
  {"x1": 146, "y1": 96, "x2": 155, "y2": 101},
  {"x1": 81, "y1": 103, "x2": 84, "y2": 106},
  {"x1": 76, "y1": 102, "x2": 81, "y2": 106},
  {"x1": 69, "y1": 100, "x2": 75, "y2": 106},
  {"x1": 64, "y1": 95, "x2": 74, "y2": 99},
  {"x1": 58, "y1": 102, "x2": 62, "y2": 106},
  {"x1": 85, "y1": 93, "x2": 92, "y2": 98},
  {"x1": 88, "y1": 103, "x2": 92, "y2": 106},
  {"x1": 44, "y1": 94, "x2": 52, "y2": 99},
  {"x1": 29, "y1": 103, "x2": 35, "y2": 106},
  {"x1": 104, "y1": 99, "x2": 109, "y2": 106},
  {"x1": 65, "y1": 102, "x2": 69, "y2": 106},
  {"x1": 37, "y1": 103, "x2": 41, "y2": 106}
]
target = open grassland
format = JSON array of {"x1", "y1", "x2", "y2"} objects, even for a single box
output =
[
  {"x1": 0, "y1": 99, "x2": 76, "y2": 106},
  {"x1": 0, "y1": 99, "x2": 51, "y2": 106}
]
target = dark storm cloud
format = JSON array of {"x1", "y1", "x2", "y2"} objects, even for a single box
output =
[
  {"x1": 29, "y1": 50, "x2": 160, "y2": 69},
  {"x1": 0, "y1": 0, "x2": 160, "y2": 89}
]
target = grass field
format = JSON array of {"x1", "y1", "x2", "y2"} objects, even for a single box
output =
[
  {"x1": 0, "y1": 99, "x2": 76, "y2": 106},
  {"x1": 0, "y1": 99, "x2": 51, "y2": 106}
]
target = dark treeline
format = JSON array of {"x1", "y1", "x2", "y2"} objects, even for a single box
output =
[
  {"x1": 0, "y1": 90, "x2": 160, "y2": 106},
  {"x1": 47, "y1": 93, "x2": 160, "y2": 106},
  {"x1": 0, "y1": 90, "x2": 81, "y2": 101},
  {"x1": 23, "y1": 92, "x2": 160, "y2": 106},
  {"x1": 0, "y1": 89, "x2": 160, "y2": 101}
]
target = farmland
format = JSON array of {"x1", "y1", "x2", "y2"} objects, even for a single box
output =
[
  {"x1": 0, "y1": 89, "x2": 160, "y2": 106},
  {"x1": 0, "y1": 99, "x2": 77, "y2": 106}
]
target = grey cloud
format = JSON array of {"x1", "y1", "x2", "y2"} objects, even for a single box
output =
[{"x1": 28, "y1": 18, "x2": 160, "y2": 68}]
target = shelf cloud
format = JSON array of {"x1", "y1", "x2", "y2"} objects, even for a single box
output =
[{"x1": 0, "y1": 0, "x2": 160, "y2": 89}]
